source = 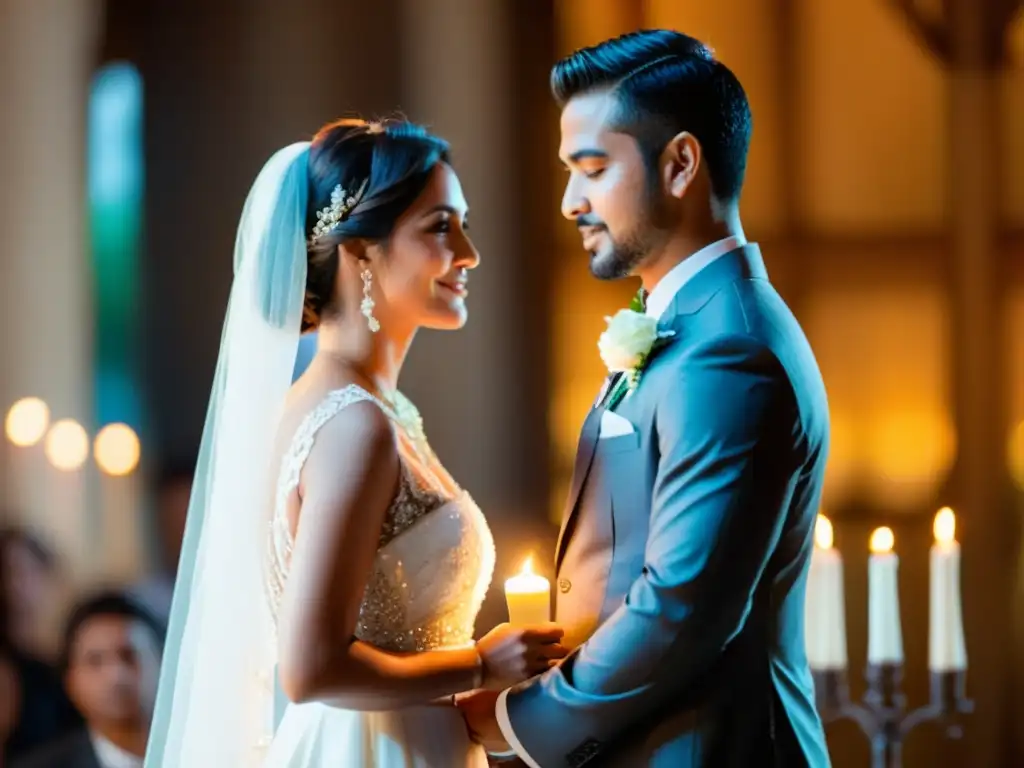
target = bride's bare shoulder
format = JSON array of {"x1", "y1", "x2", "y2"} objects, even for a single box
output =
[{"x1": 277, "y1": 366, "x2": 372, "y2": 446}]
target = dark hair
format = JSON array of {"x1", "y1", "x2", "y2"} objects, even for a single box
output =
[
  {"x1": 551, "y1": 29, "x2": 752, "y2": 203},
  {"x1": 0, "y1": 534, "x2": 11, "y2": 650},
  {"x1": 60, "y1": 591, "x2": 165, "y2": 673},
  {"x1": 1, "y1": 527, "x2": 49, "y2": 650},
  {"x1": 301, "y1": 118, "x2": 451, "y2": 332}
]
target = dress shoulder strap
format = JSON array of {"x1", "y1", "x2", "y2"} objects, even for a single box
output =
[
  {"x1": 266, "y1": 384, "x2": 396, "y2": 622},
  {"x1": 278, "y1": 383, "x2": 389, "y2": 496}
]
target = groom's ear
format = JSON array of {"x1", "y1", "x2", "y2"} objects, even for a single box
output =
[{"x1": 661, "y1": 131, "x2": 702, "y2": 200}]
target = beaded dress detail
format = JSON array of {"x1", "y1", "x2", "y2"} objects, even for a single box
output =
[
  {"x1": 260, "y1": 384, "x2": 495, "y2": 767},
  {"x1": 266, "y1": 384, "x2": 495, "y2": 652}
]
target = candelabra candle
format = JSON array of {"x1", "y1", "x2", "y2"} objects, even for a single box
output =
[
  {"x1": 929, "y1": 507, "x2": 967, "y2": 673},
  {"x1": 805, "y1": 514, "x2": 847, "y2": 670},
  {"x1": 812, "y1": 518, "x2": 973, "y2": 768},
  {"x1": 867, "y1": 527, "x2": 903, "y2": 666}
]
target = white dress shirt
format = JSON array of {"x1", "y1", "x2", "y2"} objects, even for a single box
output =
[
  {"x1": 644, "y1": 235, "x2": 747, "y2": 320},
  {"x1": 90, "y1": 732, "x2": 144, "y2": 768},
  {"x1": 493, "y1": 235, "x2": 747, "y2": 768}
]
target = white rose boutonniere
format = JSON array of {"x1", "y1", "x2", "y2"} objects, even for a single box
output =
[{"x1": 597, "y1": 292, "x2": 675, "y2": 405}]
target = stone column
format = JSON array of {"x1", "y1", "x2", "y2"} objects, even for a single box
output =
[
  {"x1": 141, "y1": 0, "x2": 405, "y2": 462},
  {"x1": 128, "y1": 0, "x2": 406, "y2": 590},
  {"x1": 399, "y1": 0, "x2": 557, "y2": 627},
  {"x1": 945, "y1": 0, "x2": 1011, "y2": 764},
  {"x1": 0, "y1": 0, "x2": 101, "y2": 584}
]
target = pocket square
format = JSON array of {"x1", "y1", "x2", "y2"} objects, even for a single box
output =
[{"x1": 599, "y1": 410, "x2": 635, "y2": 438}]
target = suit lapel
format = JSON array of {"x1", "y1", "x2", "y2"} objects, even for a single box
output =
[
  {"x1": 552, "y1": 245, "x2": 769, "y2": 573},
  {"x1": 592, "y1": 371, "x2": 621, "y2": 409},
  {"x1": 554, "y1": 404, "x2": 603, "y2": 569}
]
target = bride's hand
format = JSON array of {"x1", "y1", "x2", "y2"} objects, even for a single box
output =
[{"x1": 475, "y1": 622, "x2": 568, "y2": 690}]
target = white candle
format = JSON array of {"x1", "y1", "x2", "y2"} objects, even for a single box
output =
[
  {"x1": 805, "y1": 515, "x2": 847, "y2": 669},
  {"x1": 868, "y1": 526, "x2": 903, "y2": 665},
  {"x1": 929, "y1": 507, "x2": 967, "y2": 671},
  {"x1": 504, "y1": 556, "x2": 550, "y2": 626}
]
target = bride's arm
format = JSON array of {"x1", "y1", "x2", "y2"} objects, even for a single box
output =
[{"x1": 275, "y1": 400, "x2": 483, "y2": 710}]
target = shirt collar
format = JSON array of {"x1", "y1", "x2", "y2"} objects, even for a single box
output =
[
  {"x1": 645, "y1": 235, "x2": 747, "y2": 319},
  {"x1": 90, "y1": 731, "x2": 144, "y2": 768}
]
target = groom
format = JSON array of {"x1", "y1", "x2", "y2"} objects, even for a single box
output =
[{"x1": 463, "y1": 30, "x2": 831, "y2": 767}]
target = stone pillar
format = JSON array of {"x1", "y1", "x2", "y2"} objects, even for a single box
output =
[
  {"x1": 141, "y1": 0, "x2": 405, "y2": 463},
  {"x1": 399, "y1": 0, "x2": 557, "y2": 627},
  {"x1": 945, "y1": 0, "x2": 1011, "y2": 763},
  {"x1": 0, "y1": 0, "x2": 101, "y2": 583}
]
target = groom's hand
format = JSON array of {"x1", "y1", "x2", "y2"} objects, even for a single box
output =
[{"x1": 454, "y1": 689, "x2": 507, "y2": 748}]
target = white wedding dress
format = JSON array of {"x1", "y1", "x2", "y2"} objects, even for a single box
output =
[{"x1": 262, "y1": 384, "x2": 496, "y2": 767}]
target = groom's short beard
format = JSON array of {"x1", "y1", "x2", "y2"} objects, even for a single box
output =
[
  {"x1": 589, "y1": 229, "x2": 655, "y2": 280},
  {"x1": 590, "y1": 192, "x2": 672, "y2": 281}
]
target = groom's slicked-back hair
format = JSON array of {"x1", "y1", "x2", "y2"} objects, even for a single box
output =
[{"x1": 551, "y1": 29, "x2": 752, "y2": 203}]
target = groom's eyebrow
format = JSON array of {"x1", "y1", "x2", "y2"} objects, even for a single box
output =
[{"x1": 567, "y1": 149, "x2": 609, "y2": 164}]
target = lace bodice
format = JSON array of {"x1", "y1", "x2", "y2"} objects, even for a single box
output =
[{"x1": 264, "y1": 385, "x2": 495, "y2": 653}]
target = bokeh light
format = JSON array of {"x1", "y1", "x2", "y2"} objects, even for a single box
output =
[
  {"x1": 5, "y1": 397, "x2": 50, "y2": 447},
  {"x1": 94, "y1": 423, "x2": 141, "y2": 476},
  {"x1": 45, "y1": 419, "x2": 89, "y2": 471}
]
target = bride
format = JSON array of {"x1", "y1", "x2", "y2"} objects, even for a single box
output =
[{"x1": 144, "y1": 118, "x2": 566, "y2": 767}]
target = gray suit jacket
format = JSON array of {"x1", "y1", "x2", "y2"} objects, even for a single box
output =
[{"x1": 499, "y1": 245, "x2": 831, "y2": 767}]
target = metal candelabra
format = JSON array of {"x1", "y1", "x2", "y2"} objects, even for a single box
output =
[{"x1": 814, "y1": 666, "x2": 973, "y2": 768}]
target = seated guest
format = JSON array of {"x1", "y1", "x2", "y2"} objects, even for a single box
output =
[
  {"x1": 13, "y1": 592, "x2": 163, "y2": 768},
  {"x1": 0, "y1": 527, "x2": 61, "y2": 660},
  {"x1": 0, "y1": 527, "x2": 80, "y2": 763}
]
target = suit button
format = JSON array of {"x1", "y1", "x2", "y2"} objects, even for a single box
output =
[{"x1": 558, "y1": 578, "x2": 572, "y2": 594}]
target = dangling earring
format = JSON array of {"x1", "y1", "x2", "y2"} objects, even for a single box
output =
[{"x1": 360, "y1": 269, "x2": 380, "y2": 332}]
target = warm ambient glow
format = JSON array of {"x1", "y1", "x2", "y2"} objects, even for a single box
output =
[
  {"x1": 870, "y1": 526, "x2": 895, "y2": 555},
  {"x1": 1009, "y1": 420, "x2": 1024, "y2": 491},
  {"x1": 814, "y1": 515, "x2": 834, "y2": 550},
  {"x1": 933, "y1": 507, "x2": 956, "y2": 545},
  {"x1": 94, "y1": 423, "x2": 141, "y2": 476},
  {"x1": 5, "y1": 397, "x2": 50, "y2": 447},
  {"x1": 44, "y1": 419, "x2": 89, "y2": 471}
]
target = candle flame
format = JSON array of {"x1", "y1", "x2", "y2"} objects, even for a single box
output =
[
  {"x1": 869, "y1": 526, "x2": 895, "y2": 554},
  {"x1": 933, "y1": 507, "x2": 956, "y2": 544},
  {"x1": 814, "y1": 514, "x2": 834, "y2": 549},
  {"x1": 519, "y1": 556, "x2": 534, "y2": 576}
]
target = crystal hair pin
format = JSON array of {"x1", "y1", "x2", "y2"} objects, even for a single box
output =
[{"x1": 310, "y1": 177, "x2": 369, "y2": 245}]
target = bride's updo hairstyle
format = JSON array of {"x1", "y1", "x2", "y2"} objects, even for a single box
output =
[{"x1": 301, "y1": 118, "x2": 451, "y2": 332}]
